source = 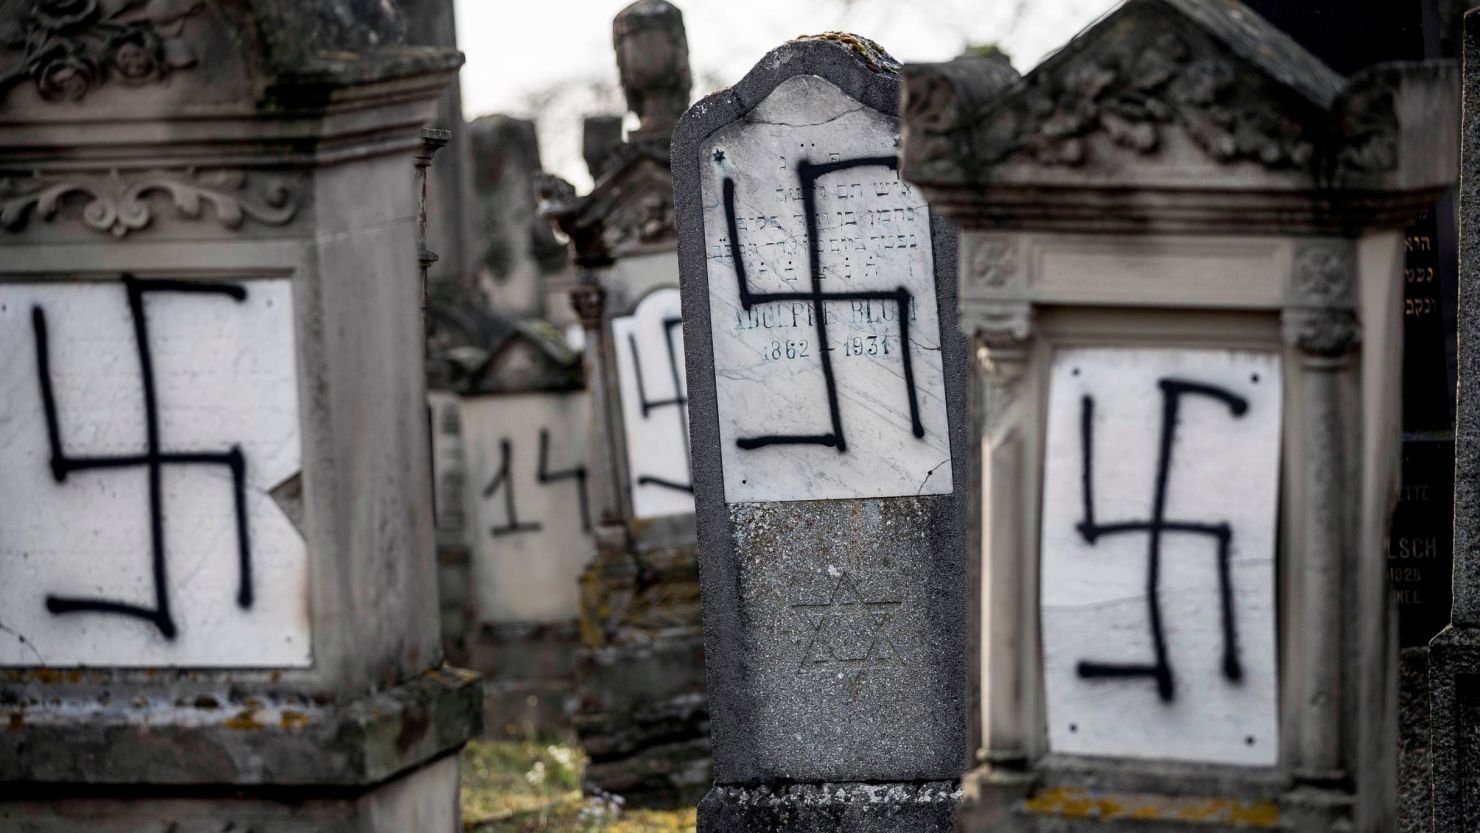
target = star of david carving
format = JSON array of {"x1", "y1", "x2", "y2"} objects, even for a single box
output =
[{"x1": 791, "y1": 571, "x2": 904, "y2": 671}]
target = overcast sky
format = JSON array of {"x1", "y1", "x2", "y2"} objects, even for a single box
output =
[{"x1": 452, "y1": 0, "x2": 1119, "y2": 188}]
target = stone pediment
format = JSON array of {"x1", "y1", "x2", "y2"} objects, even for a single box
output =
[
  {"x1": 427, "y1": 287, "x2": 581, "y2": 395},
  {"x1": 900, "y1": 0, "x2": 1456, "y2": 232},
  {"x1": 545, "y1": 143, "x2": 675, "y2": 265}
]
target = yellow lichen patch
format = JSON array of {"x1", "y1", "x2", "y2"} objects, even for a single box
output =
[
  {"x1": 279, "y1": 710, "x2": 310, "y2": 730},
  {"x1": 223, "y1": 707, "x2": 264, "y2": 730},
  {"x1": 31, "y1": 669, "x2": 81, "y2": 684},
  {"x1": 789, "y1": 31, "x2": 899, "y2": 74},
  {"x1": 1023, "y1": 787, "x2": 1279, "y2": 827}
]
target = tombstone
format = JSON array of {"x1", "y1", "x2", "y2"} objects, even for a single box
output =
[
  {"x1": 673, "y1": 33, "x2": 968, "y2": 831},
  {"x1": 425, "y1": 108, "x2": 583, "y2": 716},
  {"x1": 469, "y1": 115, "x2": 577, "y2": 324},
  {"x1": 1224, "y1": 5, "x2": 1465, "y2": 826},
  {"x1": 1429, "y1": 10, "x2": 1480, "y2": 832},
  {"x1": 541, "y1": 0, "x2": 710, "y2": 805},
  {"x1": 458, "y1": 321, "x2": 591, "y2": 735},
  {"x1": 898, "y1": 0, "x2": 1456, "y2": 830},
  {"x1": 0, "y1": 2, "x2": 480, "y2": 830}
]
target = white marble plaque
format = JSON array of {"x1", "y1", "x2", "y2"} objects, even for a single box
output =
[
  {"x1": 1040, "y1": 347, "x2": 1281, "y2": 766},
  {"x1": 613, "y1": 288, "x2": 694, "y2": 518},
  {"x1": 0, "y1": 278, "x2": 309, "y2": 667},
  {"x1": 463, "y1": 392, "x2": 592, "y2": 623},
  {"x1": 700, "y1": 75, "x2": 952, "y2": 504}
]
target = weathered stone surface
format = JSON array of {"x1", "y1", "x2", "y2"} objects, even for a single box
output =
[
  {"x1": 573, "y1": 637, "x2": 709, "y2": 806},
  {"x1": 1431, "y1": 13, "x2": 1480, "y2": 831},
  {"x1": 614, "y1": 0, "x2": 690, "y2": 142},
  {"x1": 699, "y1": 783, "x2": 958, "y2": 833},
  {"x1": 1452, "y1": 12, "x2": 1480, "y2": 630},
  {"x1": 674, "y1": 31, "x2": 968, "y2": 825},
  {"x1": 716, "y1": 498, "x2": 965, "y2": 781},
  {"x1": 470, "y1": 621, "x2": 580, "y2": 738},
  {"x1": 469, "y1": 115, "x2": 571, "y2": 320},
  {"x1": 1397, "y1": 648, "x2": 1431, "y2": 833},
  {"x1": 1, "y1": 754, "x2": 461, "y2": 833},
  {"x1": 0, "y1": 666, "x2": 482, "y2": 784}
]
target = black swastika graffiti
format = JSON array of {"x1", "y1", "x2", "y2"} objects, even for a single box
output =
[
  {"x1": 627, "y1": 313, "x2": 692, "y2": 495},
  {"x1": 32, "y1": 274, "x2": 253, "y2": 640},
  {"x1": 1075, "y1": 378, "x2": 1250, "y2": 702},
  {"x1": 721, "y1": 155, "x2": 923, "y2": 453}
]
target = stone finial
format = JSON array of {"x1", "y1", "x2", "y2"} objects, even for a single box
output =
[
  {"x1": 583, "y1": 114, "x2": 625, "y2": 180},
  {"x1": 612, "y1": 0, "x2": 691, "y2": 140}
]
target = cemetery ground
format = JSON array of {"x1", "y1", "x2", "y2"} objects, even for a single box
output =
[{"x1": 460, "y1": 739, "x2": 697, "y2": 833}]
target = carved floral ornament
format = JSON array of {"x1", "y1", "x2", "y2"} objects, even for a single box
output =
[
  {"x1": 1013, "y1": 33, "x2": 1314, "y2": 168},
  {"x1": 0, "y1": 168, "x2": 300, "y2": 237},
  {"x1": 0, "y1": 0, "x2": 202, "y2": 103},
  {"x1": 966, "y1": 238, "x2": 1017, "y2": 291},
  {"x1": 1282, "y1": 242, "x2": 1360, "y2": 356}
]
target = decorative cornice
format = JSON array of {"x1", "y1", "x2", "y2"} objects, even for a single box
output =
[
  {"x1": 1282, "y1": 242, "x2": 1360, "y2": 356},
  {"x1": 0, "y1": 0, "x2": 203, "y2": 103},
  {"x1": 0, "y1": 168, "x2": 299, "y2": 237}
]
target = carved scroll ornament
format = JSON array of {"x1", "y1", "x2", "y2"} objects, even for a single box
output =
[{"x1": 0, "y1": 168, "x2": 300, "y2": 237}]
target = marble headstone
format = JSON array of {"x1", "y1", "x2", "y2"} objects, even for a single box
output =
[
  {"x1": 0, "y1": 277, "x2": 309, "y2": 667},
  {"x1": 674, "y1": 35, "x2": 967, "y2": 831},
  {"x1": 1038, "y1": 347, "x2": 1281, "y2": 766}
]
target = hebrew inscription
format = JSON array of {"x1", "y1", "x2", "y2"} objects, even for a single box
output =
[
  {"x1": 0, "y1": 276, "x2": 308, "y2": 667},
  {"x1": 700, "y1": 74, "x2": 951, "y2": 503},
  {"x1": 612, "y1": 288, "x2": 694, "y2": 518},
  {"x1": 1040, "y1": 348, "x2": 1280, "y2": 766}
]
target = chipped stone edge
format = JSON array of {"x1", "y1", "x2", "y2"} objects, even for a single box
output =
[{"x1": 0, "y1": 666, "x2": 482, "y2": 787}]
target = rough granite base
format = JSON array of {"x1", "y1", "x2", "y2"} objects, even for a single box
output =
[
  {"x1": 698, "y1": 783, "x2": 957, "y2": 833},
  {"x1": 1428, "y1": 625, "x2": 1480, "y2": 833}
]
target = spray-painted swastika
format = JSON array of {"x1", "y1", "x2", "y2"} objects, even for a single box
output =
[
  {"x1": 721, "y1": 156, "x2": 924, "y2": 453},
  {"x1": 32, "y1": 274, "x2": 253, "y2": 639},
  {"x1": 1074, "y1": 378, "x2": 1249, "y2": 702}
]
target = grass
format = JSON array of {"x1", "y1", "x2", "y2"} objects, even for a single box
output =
[{"x1": 460, "y1": 739, "x2": 698, "y2": 833}]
